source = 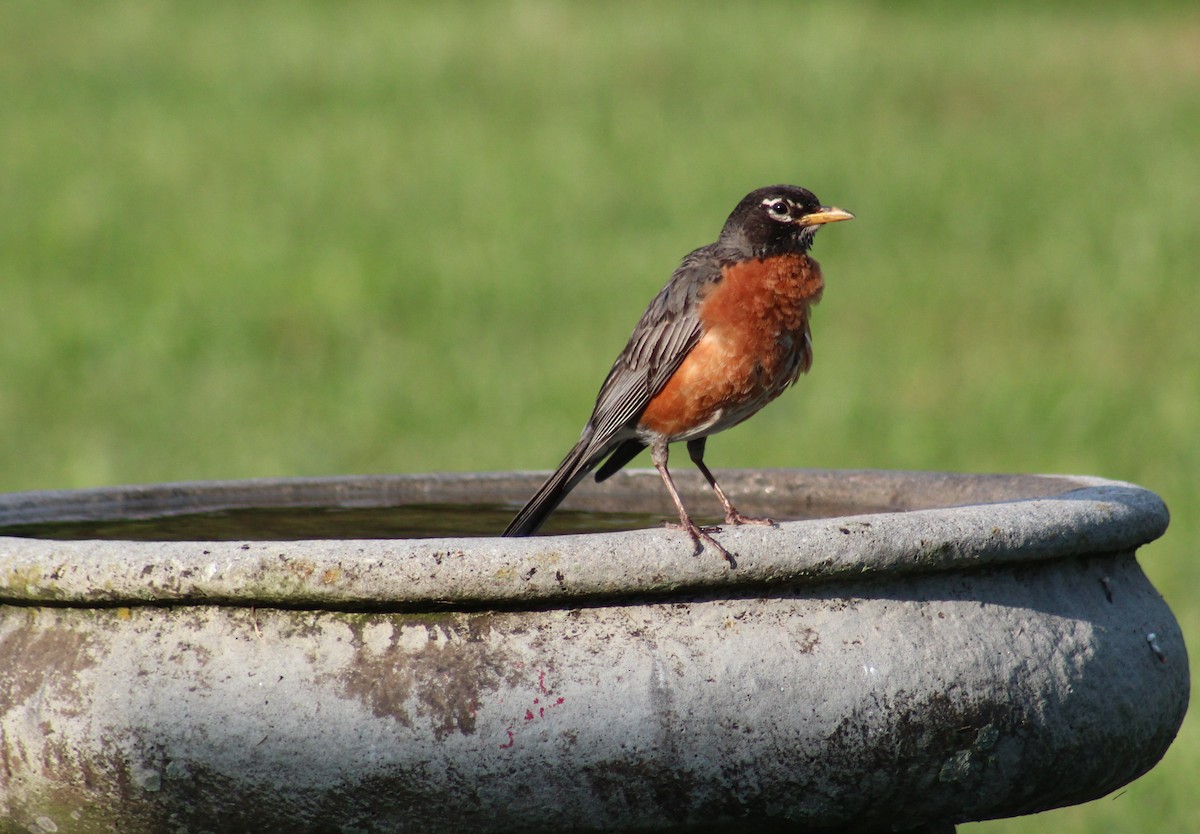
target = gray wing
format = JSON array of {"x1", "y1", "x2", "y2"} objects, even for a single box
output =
[
  {"x1": 502, "y1": 246, "x2": 723, "y2": 536},
  {"x1": 585, "y1": 245, "x2": 722, "y2": 443}
]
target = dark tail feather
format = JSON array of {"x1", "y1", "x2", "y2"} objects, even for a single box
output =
[
  {"x1": 503, "y1": 436, "x2": 608, "y2": 537},
  {"x1": 593, "y1": 439, "x2": 646, "y2": 483}
]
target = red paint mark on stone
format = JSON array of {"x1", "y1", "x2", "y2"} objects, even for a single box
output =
[
  {"x1": 503, "y1": 672, "x2": 566, "y2": 737},
  {"x1": 500, "y1": 727, "x2": 515, "y2": 749}
]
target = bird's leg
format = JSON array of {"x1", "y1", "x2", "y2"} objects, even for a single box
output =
[
  {"x1": 686, "y1": 438, "x2": 776, "y2": 527},
  {"x1": 651, "y1": 440, "x2": 735, "y2": 565}
]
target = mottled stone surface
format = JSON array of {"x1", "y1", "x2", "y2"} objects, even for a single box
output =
[{"x1": 0, "y1": 470, "x2": 1189, "y2": 833}]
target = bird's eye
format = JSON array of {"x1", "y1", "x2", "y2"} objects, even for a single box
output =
[{"x1": 768, "y1": 201, "x2": 790, "y2": 218}]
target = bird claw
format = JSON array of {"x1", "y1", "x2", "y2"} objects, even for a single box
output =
[
  {"x1": 664, "y1": 521, "x2": 722, "y2": 535},
  {"x1": 724, "y1": 510, "x2": 776, "y2": 528},
  {"x1": 665, "y1": 520, "x2": 737, "y2": 567}
]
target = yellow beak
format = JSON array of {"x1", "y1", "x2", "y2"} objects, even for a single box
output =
[{"x1": 797, "y1": 206, "x2": 855, "y2": 226}]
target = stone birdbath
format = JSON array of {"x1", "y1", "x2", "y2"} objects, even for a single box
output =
[{"x1": 0, "y1": 468, "x2": 1189, "y2": 833}]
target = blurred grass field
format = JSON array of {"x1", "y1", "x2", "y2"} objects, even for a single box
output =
[{"x1": 2, "y1": 0, "x2": 1197, "y2": 830}]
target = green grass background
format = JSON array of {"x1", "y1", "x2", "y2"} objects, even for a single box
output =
[{"x1": 3, "y1": 0, "x2": 1197, "y2": 829}]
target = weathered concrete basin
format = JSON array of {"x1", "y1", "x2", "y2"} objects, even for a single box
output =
[{"x1": 0, "y1": 469, "x2": 1189, "y2": 833}]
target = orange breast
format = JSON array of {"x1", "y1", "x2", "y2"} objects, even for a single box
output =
[{"x1": 637, "y1": 253, "x2": 823, "y2": 441}]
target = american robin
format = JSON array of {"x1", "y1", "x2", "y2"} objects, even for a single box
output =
[{"x1": 503, "y1": 185, "x2": 853, "y2": 564}]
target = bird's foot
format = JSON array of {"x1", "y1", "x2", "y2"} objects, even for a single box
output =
[
  {"x1": 724, "y1": 509, "x2": 776, "y2": 527},
  {"x1": 665, "y1": 520, "x2": 737, "y2": 567},
  {"x1": 666, "y1": 521, "x2": 723, "y2": 535}
]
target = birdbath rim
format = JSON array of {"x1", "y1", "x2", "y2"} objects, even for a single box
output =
[{"x1": 0, "y1": 468, "x2": 1169, "y2": 611}]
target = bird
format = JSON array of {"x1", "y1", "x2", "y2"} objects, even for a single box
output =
[{"x1": 503, "y1": 185, "x2": 853, "y2": 564}]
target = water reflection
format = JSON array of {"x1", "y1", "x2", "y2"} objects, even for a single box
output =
[{"x1": 0, "y1": 503, "x2": 785, "y2": 542}]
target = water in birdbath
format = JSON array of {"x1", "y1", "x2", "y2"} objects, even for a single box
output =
[{"x1": 0, "y1": 503, "x2": 821, "y2": 542}]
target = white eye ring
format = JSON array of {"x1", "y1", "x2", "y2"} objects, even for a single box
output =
[{"x1": 764, "y1": 199, "x2": 791, "y2": 219}]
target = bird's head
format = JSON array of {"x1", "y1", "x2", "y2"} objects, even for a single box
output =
[{"x1": 720, "y1": 185, "x2": 853, "y2": 258}]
